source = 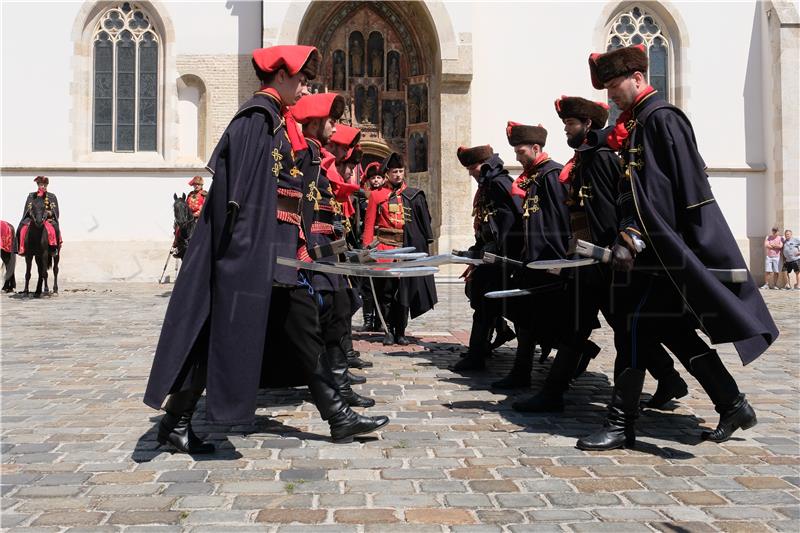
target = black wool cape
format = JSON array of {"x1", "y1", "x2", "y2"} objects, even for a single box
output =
[{"x1": 144, "y1": 94, "x2": 283, "y2": 424}]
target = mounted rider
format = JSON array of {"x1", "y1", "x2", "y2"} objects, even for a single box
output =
[
  {"x1": 17, "y1": 176, "x2": 61, "y2": 256},
  {"x1": 186, "y1": 176, "x2": 207, "y2": 218}
]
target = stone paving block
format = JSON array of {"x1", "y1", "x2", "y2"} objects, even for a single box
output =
[
  {"x1": 467, "y1": 480, "x2": 519, "y2": 493},
  {"x1": 405, "y1": 508, "x2": 476, "y2": 525},
  {"x1": 156, "y1": 470, "x2": 208, "y2": 483},
  {"x1": 568, "y1": 523, "x2": 653, "y2": 532},
  {"x1": 345, "y1": 480, "x2": 415, "y2": 494},
  {"x1": 519, "y1": 479, "x2": 573, "y2": 493},
  {"x1": 450, "y1": 526, "x2": 503, "y2": 533},
  {"x1": 107, "y1": 511, "x2": 182, "y2": 525},
  {"x1": 508, "y1": 526, "x2": 564, "y2": 533},
  {"x1": 705, "y1": 506, "x2": 781, "y2": 520},
  {"x1": 734, "y1": 476, "x2": 796, "y2": 489},
  {"x1": 526, "y1": 509, "x2": 594, "y2": 522},
  {"x1": 1, "y1": 514, "x2": 29, "y2": 528},
  {"x1": 276, "y1": 527, "x2": 357, "y2": 533},
  {"x1": 443, "y1": 493, "x2": 493, "y2": 507},
  {"x1": 571, "y1": 477, "x2": 642, "y2": 493},
  {"x1": 93, "y1": 496, "x2": 177, "y2": 511},
  {"x1": 669, "y1": 491, "x2": 727, "y2": 505},
  {"x1": 364, "y1": 526, "x2": 442, "y2": 533},
  {"x1": 14, "y1": 486, "x2": 85, "y2": 498},
  {"x1": 256, "y1": 508, "x2": 327, "y2": 523},
  {"x1": 594, "y1": 508, "x2": 664, "y2": 521},
  {"x1": 373, "y1": 494, "x2": 439, "y2": 507},
  {"x1": 232, "y1": 494, "x2": 313, "y2": 509},
  {"x1": 475, "y1": 509, "x2": 524, "y2": 524},
  {"x1": 770, "y1": 520, "x2": 800, "y2": 532},
  {"x1": 125, "y1": 527, "x2": 182, "y2": 533},
  {"x1": 494, "y1": 493, "x2": 546, "y2": 508},
  {"x1": 721, "y1": 489, "x2": 799, "y2": 504},
  {"x1": 382, "y1": 468, "x2": 446, "y2": 480},
  {"x1": 183, "y1": 510, "x2": 251, "y2": 524},
  {"x1": 622, "y1": 490, "x2": 676, "y2": 506},
  {"x1": 419, "y1": 480, "x2": 467, "y2": 493},
  {"x1": 218, "y1": 481, "x2": 285, "y2": 494},
  {"x1": 650, "y1": 522, "x2": 717, "y2": 533},
  {"x1": 711, "y1": 522, "x2": 774, "y2": 533},
  {"x1": 278, "y1": 468, "x2": 327, "y2": 481},
  {"x1": 334, "y1": 509, "x2": 399, "y2": 523},
  {"x1": 544, "y1": 492, "x2": 622, "y2": 507}
]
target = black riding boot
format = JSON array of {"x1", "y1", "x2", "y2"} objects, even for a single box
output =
[
  {"x1": 493, "y1": 327, "x2": 536, "y2": 389},
  {"x1": 489, "y1": 318, "x2": 517, "y2": 351},
  {"x1": 345, "y1": 369, "x2": 366, "y2": 384},
  {"x1": 689, "y1": 350, "x2": 757, "y2": 442},
  {"x1": 643, "y1": 344, "x2": 688, "y2": 409},
  {"x1": 342, "y1": 334, "x2": 372, "y2": 369},
  {"x1": 572, "y1": 339, "x2": 601, "y2": 379},
  {"x1": 512, "y1": 341, "x2": 580, "y2": 411},
  {"x1": 453, "y1": 318, "x2": 492, "y2": 370},
  {"x1": 157, "y1": 389, "x2": 215, "y2": 454},
  {"x1": 307, "y1": 355, "x2": 388, "y2": 443},
  {"x1": 393, "y1": 307, "x2": 410, "y2": 346},
  {"x1": 329, "y1": 345, "x2": 375, "y2": 408},
  {"x1": 576, "y1": 368, "x2": 645, "y2": 450}
]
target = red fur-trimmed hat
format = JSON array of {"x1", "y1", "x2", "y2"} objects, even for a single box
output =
[
  {"x1": 290, "y1": 93, "x2": 345, "y2": 124},
  {"x1": 506, "y1": 122, "x2": 547, "y2": 147},
  {"x1": 252, "y1": 45, "x2": 321, "y2": 80},
  {"x1": 554, "y1": 96, "x2": 610, "y2": 129},
  {"x1": 188, "y1": 176, "x2": 204, "y2": 186},
  {"x1": 589, "y1": 44, "x2": 648, "y2": 90},
  {"x1": 361, "y1": 161, "x2": 382, "y2": 185},
  {"x1": 456, "y1": 145, "x2": 493, "y2": 167},
  {"x1": 329, "y1": 124, "x2": 361, "y2": 148},
  {"x1": 33, "y1": 175, "x2": 49, "y2": 185},
  {"x1": 380, "y1": 152, "x2": 404, "y2": 175}
]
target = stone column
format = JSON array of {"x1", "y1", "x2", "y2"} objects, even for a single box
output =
[{"x1": 433, "y1": 34, "x2": 473, "y2": 275}]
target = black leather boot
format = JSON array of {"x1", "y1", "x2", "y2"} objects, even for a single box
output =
[
  {"x1": 328, "y1": 408, "x2": 390, "y2": 443},
  {"x1": 452, "y1": 350, "x2": 486, "y2": 371},
  {"x1": 492, "y1": 347, "x2": 533, "y2": 389},
  {"x1": 689, "y1": 350, "x2": 757, "y2": 442},
  {"x1": 513, "y1": 342, "x2": 578, "y2": 410},
  {"x1": 305, "y1": 354, "x2": 386, "y2": 442},
  {"x1": 489, "y1": 319, "x2": 516, "y2": 351},
  {"x1": 394, "y1": 326, "x2": 410, "y2": 346},
  {"x1": 347, "y1": 350, "x2": 373, "y2": 369},
  {"x1": 572, "y1": 339, "x2": 601, "y2": 379},
  {"x1": 576, "y1": 368, "x2": 645, "y2": 450},
  {"x1": 157, "y1": 389, "x2": 215, "y2": 454},
  {"x1": 361, "y1": 313, "x2": 375, "y2": 332},
  {"x1": 329, "y1": 346, "x2": 375, "y2": 408},
  {"x1": 345, "y1": 369, "x2": 366, "y2": 385},
  {"x1": 645, "y1": 371, "x2": 688, "y2": 409},
  {"x1": 382, "y1": 330, "x2": 395, "y2": 345}
]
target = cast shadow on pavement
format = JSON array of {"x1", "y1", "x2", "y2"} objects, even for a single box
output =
[{"x1": 404, "y1": 340, "x2": 724, "y2": 458}]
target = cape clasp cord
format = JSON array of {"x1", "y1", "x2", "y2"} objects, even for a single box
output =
[
  {"x1": 523, "y1": 194, "x2": 540, "y2": 219},
  {"x1": 306, "y1": 182, "x2": 322, "y2": 211},
  {"x1": 331, "y1": 198, "x2": 343, "y2": 216},
  {"x1": 578, "y1": 185, "x2": 593, "y2": 207},
  {"x1": 403, "y1": 205, "x2": 413, "y2": 223},
  {"x1": 272, "y1": 162, "x2": 283, "y2": 177},
  {"x1": 289, "y1": 166, "x2": 303, "y2": 177}
]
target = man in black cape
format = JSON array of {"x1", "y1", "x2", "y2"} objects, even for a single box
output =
[
  {"x1": 450, "y1": 145, "x2": 523, "y2": 372},
  {"x1": 291, "y1": 92, "x2": 375, "y2": 408},
  {"x1": 577, "y1": 45, "x2": 779, "y2": 450},
  {"x1": 513, "y1": 96, "x2": 687, "y2": 412},
  {"x1": 361, "y1": 153, "x2": 437, "y2": 345},
  {"x1": 498, "y1": 122, "x2": 570, "y2": 389},
  {"x1": 144, "y1": 45, "x2": 387, "y2": 454}
]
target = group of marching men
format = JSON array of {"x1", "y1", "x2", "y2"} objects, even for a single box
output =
[{"x1": 143, "y1": 42, "x2": 779, "y2": 453}]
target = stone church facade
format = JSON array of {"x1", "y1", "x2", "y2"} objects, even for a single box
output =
[{"x1": 1, "y1": 1, "x2": 797, "y2": 281}]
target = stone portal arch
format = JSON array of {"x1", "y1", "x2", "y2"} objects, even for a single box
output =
[{"x1": 297, "y1": 1, "x2": 474, "y2": 254}]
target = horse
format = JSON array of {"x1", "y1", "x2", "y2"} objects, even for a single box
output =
[
  {"x1": 21, "y1": 196, "x2": 60, "y2": 297},
  {"x1": 171, "y1": 193, "x2": 196, "y2": 260},
  {"x1": 1, "y1": 220, "x2": 17, "y2": 292}
]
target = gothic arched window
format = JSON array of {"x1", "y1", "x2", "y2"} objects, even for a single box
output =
[
  {"x1": 92, "y1": 2, "x2": 159, "y2": 152},
  {"x1": 606, "y1": 5, "x2": 672, "y2": 120}
]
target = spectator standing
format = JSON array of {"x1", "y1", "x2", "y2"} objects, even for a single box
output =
[
  {"x1": 782, "y1": 229, "x2": 800, "y2": 289},
  {"x1": 762, "y1": 227, "x2": 784, "y2": 289}
]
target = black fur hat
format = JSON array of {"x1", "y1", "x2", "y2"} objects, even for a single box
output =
[
  {"x1": 589, "y1": 44, "x2": 648, "y2": 89},
  {"x1": 554, "y1": 96, "x2": 610, "y2": 129}
]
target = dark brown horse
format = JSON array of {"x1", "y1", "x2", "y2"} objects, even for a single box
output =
[
  {"x1": 172, "y1": 193, "x2": 196, "y2": 260},
  {"x1": 22, "y1": 196, "x2": 59, "y2": 297}
]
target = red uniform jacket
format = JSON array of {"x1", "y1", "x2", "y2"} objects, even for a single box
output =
[{"x1": 361, "y1": 183, "x2": 409, "y2": 255}]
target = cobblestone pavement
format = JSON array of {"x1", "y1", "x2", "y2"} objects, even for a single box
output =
[{"x1": 1, "y1": 282, "x2": 798, "y2": 532}]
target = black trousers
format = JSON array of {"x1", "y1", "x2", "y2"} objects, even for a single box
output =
[
  {"x1": 262, "y1": 286, "x2": 346, "y2": 419},
  {"x1": 319, "y1": 289, "x2": 352, "y2": 355},
  {"x1": 373, "y1": 277, "x2": 408, "y2": 333},
  {"x1": 466, "y1": 264, "x2": 509, "y2": 353}
]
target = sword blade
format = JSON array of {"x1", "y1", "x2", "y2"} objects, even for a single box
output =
[
  {"x1": 277, "y1": 256, "x2": 438, "y2": 277},
  {"x1": 526, "y1": 258, "x2": 598, "y2": 270}
]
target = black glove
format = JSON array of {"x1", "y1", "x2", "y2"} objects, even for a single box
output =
[
  {"x1": 611, "y1": 243, "x2": 634, "y2": 272},
  {"x1": 333, "y1": 220, "x2": 346, "y2": 236}
]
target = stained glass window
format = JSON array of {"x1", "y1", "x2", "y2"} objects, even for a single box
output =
[
  {"x1": 606, "y1": 6, "x2": 672, "y2": 122},
  {"x1": 92, "y1": 4, "x2": 159, "y2": 152}
]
